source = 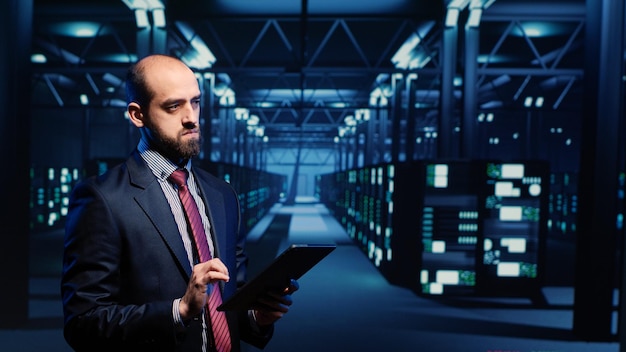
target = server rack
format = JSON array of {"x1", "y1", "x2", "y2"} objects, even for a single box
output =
[{"x1": 318, "y1": 160, "x2": 549, "y2": 302}]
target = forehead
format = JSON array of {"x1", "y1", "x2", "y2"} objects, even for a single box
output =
[{"x1": 144, "y1": 60, "x2": 201, "y2": 101}]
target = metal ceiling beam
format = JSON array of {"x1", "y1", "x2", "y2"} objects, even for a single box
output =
[
  {"x1": 31, "y1": 0, "x2": 588, "y2": 150},
  {"x1": 476, "y1": 67, "x2": 583, "y2": 76},
  {"x1": 306, "y1": 19, "x2": 371, "y2": 68}
]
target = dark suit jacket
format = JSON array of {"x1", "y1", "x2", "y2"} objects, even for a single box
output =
[{"x1": 61, "y1": 150, "x2": 272, "y2": 352}]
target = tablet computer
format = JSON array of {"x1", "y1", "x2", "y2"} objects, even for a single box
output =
[{"x1": 217, "y1": 243, "x2": 336, "y2": 311}]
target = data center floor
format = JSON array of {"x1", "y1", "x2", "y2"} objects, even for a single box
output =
[{"x1": 2, "y1": 199, "x2": 619, "y2": 352}]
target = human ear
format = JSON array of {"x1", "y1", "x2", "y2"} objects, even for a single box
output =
[{"x1": 127, "y1": 102, "x2": 145, "y2": 128}]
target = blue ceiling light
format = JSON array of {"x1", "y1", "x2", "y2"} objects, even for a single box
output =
[
  {"x1": 524, "y1": 96, "x2": 533, "y2": 107},
  {"x1": 106, "y1": 99, "x2": 127, "y2": 107},
  {"x1": 122, "y1": 0, "x2": 165, "y2": 28},
  {"x1": 152, "y1": 8, "x2": 166, "y2": 27},
  {"x1": 35, "y1": 38, "x2": 83, "y2": 64},
  {"x1": 134, "y1": 9, "x2": 150, "y2": 28},
  {"x1": 143, "y1": 0, "x2": 165, "y2": 10},
  {"x1": 176, "y1": 21, "x2": 217, "y2": 69},
  {"x1": 47, "y1": 22, "x2": 105, "y2": 38},
  {"x1": 369, "y1": 86, "x2": 390, "y2": 107},
  {"x1": 490, "y1": 74, "x2": 511, "y2": 88},
  {"x1": 480, "y1": 100, "x2": 503, "y2": 109},
  {"x1": 477, "y1": 54, "x2": 509, "y2": 64},
  {"x1": 122, "y1": 0, "x2": 164, "y2": 11},
  {"x1": 466, "y1": 8, "x2": 483, "y2": 28},
  {"x1": 466, "y1": 0, "x2": 497, "y2": 28},
  {"x1": 391, "y1": 33, "x2": 421, "y2": 68},
  {"x1": 390, "y1": 21, "x2": 435, "y2": 69},
  {"x1": 329, "y1": 102, "x2": 348, "y2": 108},
  {"x1": 98, "y1": 54, "x2": 137, "y2": 63},
  {"x1": 234, "y1": 108, "x2": 249, "y2": 121},
  {"x1": 445, "y1": 0, "x2": 470, "y2": 27},
  {"x1": 102, "y1": 73, "x2": 123, "y2": 87},
  {"x1": 31, "y1": 53, "x2": 47, "y2": 64},
  {"x1": 344, "y1": 115, "x2": 357, "y2": 126},
  {"x1": 75, "y1": 27, "x2": 98, "y2": 37},
  {"x1": 218, "y1": 88, "x2": 236, "y2": 106},
  {"x1": 256, "y1": 102, "x2": 276, "y2": 108},
  {"x1": 445, "y1": 8, "x2": 461, "y2": 27},
  {"x1": 510, "y1": 22, "x2": 566, "y2": 38}
]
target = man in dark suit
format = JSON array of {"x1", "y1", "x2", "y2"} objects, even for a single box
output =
[{"x1": 61, "y1": 54, "x2": 297, "y2": 352}]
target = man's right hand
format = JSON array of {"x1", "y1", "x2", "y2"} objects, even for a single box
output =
[{"x1": 179, "y1": 258, "x2": 230, "y2": 320}]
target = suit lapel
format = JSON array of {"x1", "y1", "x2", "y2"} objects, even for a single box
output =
[{"x1": 127, "y1": 151, "x2": 193, "y2": 278}]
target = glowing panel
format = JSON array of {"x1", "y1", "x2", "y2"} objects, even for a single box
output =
[
  {"x1": 499, "y1": 206, "x2": 522, "y2": 221},
  {"x1": 435, "y1": 164, "x2": 448, "y2": 176},
  {"x1": 432, "y1": 240, "x2": 446, "y2": 253},
  {"x1": 434, "y1": 176, "x2": 448, "y2": 188},
  {"x1": 501, "y1": 164, "x2": 524, "y2": 179},
  {"x1": 368, "y1": 241, "x2": 375, "y2": 259},
  {"x1": 484, "y1": 238, "x2": 493, "y2": 251},
  {"x1": 494, "y1": 181, "x2": 520, "y2": 197},
  {"x1": 497, "y1": 262, "x2": 521, "y2": 277},
  {"x1": 501, "y1": 238, "x2": 527, "y2": 253},
  {"x1": 528, "y1": 183, "x2": 542, "y2": 196},
  {"x1": 429, "y1": 282, "x2": 444, "y2": 295},
  {"x1": 436, "y1": 270, "x2": 460, "y2": 285},
  {"x1": 421, "y1": 270, "x2": 429, "y2": 284},
  {"x1": 374, "y1": 248, "x2": 382, "y2": 267}
]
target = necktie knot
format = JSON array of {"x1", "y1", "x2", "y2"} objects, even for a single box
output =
[{"x1": 169, "y1": 169, "x2": 189, "y2": 188}]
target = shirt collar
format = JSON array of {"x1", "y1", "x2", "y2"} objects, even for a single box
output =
[{"x1": 137, "y1": 138, "x2": 192, "y2": 181}]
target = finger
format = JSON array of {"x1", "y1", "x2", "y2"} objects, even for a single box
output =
[
  {"x1": 209, "y1": 258, "x2": 230, "y2": 276},
  {"x1": 195, "y1": 261, "x2": 230, "y2": 282},
  {"x1": 261, "y1": 292, "x2": 293, "y2": 309},
  {"x1": 283, "y1": 279, "x2": 299, "y2": 294},
  {"x1": 196, "y1": 259, "x2": 227, "y2": 274},
  {"x1": 253, "y1": 297, "x2": 290, "y2": 314},
  {"x1": 209, "y1": 272, "x2": 230, "y2": 283}
]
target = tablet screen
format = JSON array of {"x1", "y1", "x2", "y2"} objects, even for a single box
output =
[{"x1": 218, "y1": 243, "x2": 336, "y2": 311}]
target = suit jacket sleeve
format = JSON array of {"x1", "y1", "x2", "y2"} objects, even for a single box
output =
[
  {"x1": 62, "y1": 154, "x2": 208, "y2": 352},
  {"x1": 62, "y1": 176, "x2": 183, "y2": 351}
]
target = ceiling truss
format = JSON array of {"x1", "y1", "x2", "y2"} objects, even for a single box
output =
[{"x1": 31, "y1": 0, "x2": 586, "y2": 147}]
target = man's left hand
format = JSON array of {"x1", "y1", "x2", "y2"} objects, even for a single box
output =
[{"x1": 253, "y1": 279, "x2": 300, "y2": 327}]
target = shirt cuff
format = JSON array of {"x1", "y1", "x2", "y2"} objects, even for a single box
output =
[
  {"x1": 173, "y1": 298, "x2": 186, "y2": 327},
  {"x1": 248, "y1": 309, "x2": 272, "y2": 336}
]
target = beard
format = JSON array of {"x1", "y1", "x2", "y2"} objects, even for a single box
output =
[{"x1": 145, "y1": 121, "x2": 202, "y2": 161}]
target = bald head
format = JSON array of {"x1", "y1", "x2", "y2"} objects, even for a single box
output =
[
  {"x1": 125, "y1": 54, "x2": 194, "y2": 107},
  {"x1": 125, "y1": 54, "x2": 203, "y2": 162}
]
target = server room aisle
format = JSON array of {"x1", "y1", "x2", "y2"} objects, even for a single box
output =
[
  {"x1": 242, "y1": 199, "x2": 619, "y2": 352},
  {"x1": 2, "y1": 199, "x2": 620, "y2": 352}
]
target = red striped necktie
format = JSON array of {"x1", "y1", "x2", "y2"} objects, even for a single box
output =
[{"x1": 169, "y1": 169, "x2": 232, "y2": 352}]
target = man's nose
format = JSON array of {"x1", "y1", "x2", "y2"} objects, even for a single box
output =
[{"x1": 182, "y1": 104, "x2": 198, "y2": 125}]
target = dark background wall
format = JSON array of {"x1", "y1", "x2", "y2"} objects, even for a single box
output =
[{"x1": 1, "y1": 0, "x2": 32, "y2": 328}]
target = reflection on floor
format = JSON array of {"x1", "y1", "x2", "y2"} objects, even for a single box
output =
[{"x1": 3, "y1": 199, "x2": 620, "y2": 352}]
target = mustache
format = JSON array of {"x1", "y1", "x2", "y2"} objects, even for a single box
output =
[{"x1": 182, "y1": 121, "x2": 199, "y2": 129}]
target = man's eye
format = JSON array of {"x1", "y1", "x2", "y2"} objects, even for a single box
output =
[
  {"x1": 192, "y1": 99, "x2": 201, "y2": 106},
  {"x1": 167, "y1": 103, "x2": 179, "y2": 110}
]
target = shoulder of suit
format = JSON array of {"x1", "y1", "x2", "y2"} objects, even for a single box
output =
[{"x1": 193, "y1": 167, "x2": 237, "y2": 194}]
